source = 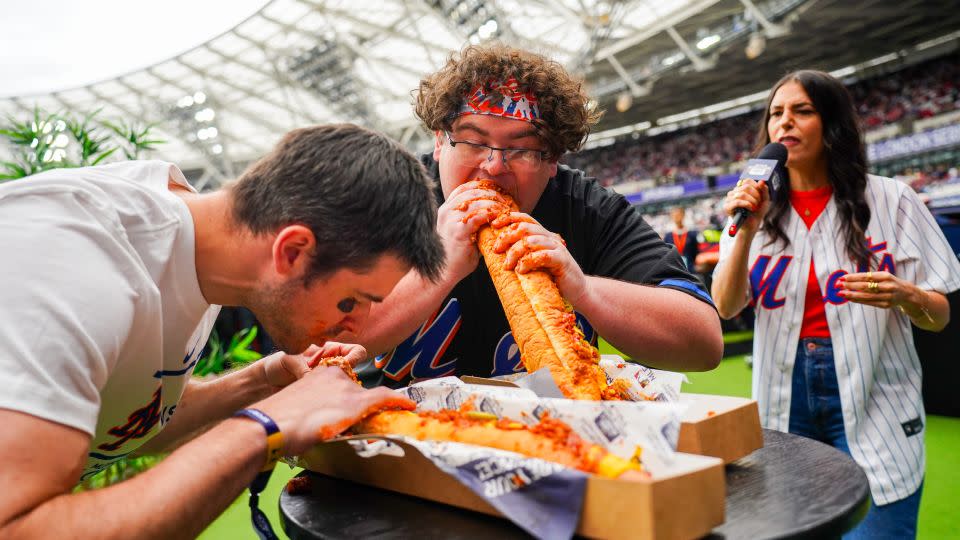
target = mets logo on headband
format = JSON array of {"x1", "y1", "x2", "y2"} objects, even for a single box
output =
[{"x1": 455, "y1": 77, "x2": 540, "y2": 122}]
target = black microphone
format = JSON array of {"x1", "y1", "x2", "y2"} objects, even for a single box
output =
[{"x1": 728, "y1": 142, "x2": 788, "y2": 237}]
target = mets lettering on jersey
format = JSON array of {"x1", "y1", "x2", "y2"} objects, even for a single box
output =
[
  {"x1": 377, "y1": 298, "x2": 597, "y2": 382},
  {"x1": 750, "y1": 237, "x2": 897, "y2": 308},
  {"x1": 717, "y1": 175, "x2": 960, "y2": 505},
  {"x1": 376, "y1": 299, "x2": 463, "y2": 381},
  {"x1": 82, "y1": 327, "x2": 212, "y2": 480}
]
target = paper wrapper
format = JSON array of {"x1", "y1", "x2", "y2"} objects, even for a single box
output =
[
  {"x1": 350, "y1": 435, "x2": 588, "y2": 539},
  {"x1": 297, "y1": 380, "x2": 686, "y2": 540},
  {"x1": 399, "y1": 380, "x2": 685, "y2": 471},
  {"x1": 490, "y1": 354, "x2": 687, "y2": 403},
  {"x1": 598, "y1": 355, "x2": 687, "y2": 402}
]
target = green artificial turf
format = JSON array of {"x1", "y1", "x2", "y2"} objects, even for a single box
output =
[
  {"x1": 721, "y1": 330, "x2": 754, "y2": 345},
  {"x1": 199, "y1": 344, "x2": 958, "y2": 539},
  {"x1": 199, "y1": 463, "x2": 300, "y2": 540},
  {"x1": 918, "y1": 414, "x2": 960, "y2": 539}
]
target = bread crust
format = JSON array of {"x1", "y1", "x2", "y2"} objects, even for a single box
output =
[
  {"x1": 355, "y1": 408, "x2": 640, "y2": 478},
  {"x1": 472, "y1": 180, "x2": 610, "y2": 400}
]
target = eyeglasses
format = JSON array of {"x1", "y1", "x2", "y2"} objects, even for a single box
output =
[{"x1": 444, "y1": 132, "x2": 547, "y2": 171}]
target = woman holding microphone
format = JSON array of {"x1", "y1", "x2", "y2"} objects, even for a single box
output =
[{"x1": 712, "y1": 70, "x2": 960, "y2": 538}]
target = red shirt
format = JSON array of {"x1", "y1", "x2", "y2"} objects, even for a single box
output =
[
  {"x1": 672, "y1": 230, "x2": 688, "y2": 255},
  {"x1": 790, "y1": 185, "x2": 833, "y2": 339}
]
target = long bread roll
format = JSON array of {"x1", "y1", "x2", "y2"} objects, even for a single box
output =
[
  {"x1": 354, "y1": 407, "x2": 641, "y2": 478},
  {"x1": 320, "y1": 358, "x2": 641, "y2": 478},
  {"x1": 472, "y1": 180, "x2": 616, "y2": 401}
]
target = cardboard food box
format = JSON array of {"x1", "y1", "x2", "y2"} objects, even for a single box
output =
[
  {"x1": 299, "y1": 437, "x2": 725, "y2": 540},
  {"x1": 677, "y1": 393, "x2": 763, "y2": 464}
]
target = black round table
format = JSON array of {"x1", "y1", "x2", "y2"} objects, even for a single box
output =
[{"x1": 280, "y1": 429, "x2": 870, "y2": 539}]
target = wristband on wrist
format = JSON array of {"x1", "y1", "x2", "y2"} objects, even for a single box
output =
[
  {"x1": 234, "y1": 408, "x2": 284, "y2": 471},
  {"x1": 233, "y1": 408, "x2": 283, "y2": 540}
]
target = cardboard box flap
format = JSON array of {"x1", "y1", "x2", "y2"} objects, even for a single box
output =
[
  {"x1": 459, "y1": 376, "x2": 764, "y2": 463},
  {"x1": 677, "y1": 393, "x2": 763, "y2": 463}
]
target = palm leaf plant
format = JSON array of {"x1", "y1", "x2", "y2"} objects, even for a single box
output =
[
  {"x1": 0, "y1": 108, "x2": 63, "y2": 179},
  {"x1": 0, "y1": 107, "x2": 165, "y2": 181},
  {"x1": 193, "y1": 326, "x2": 265, "y2": 377},
  {"x1": 65, "y1": 108, "x2": 117, "y2": 167},
  {"x1": 75, "y1": 455, "x2": 165, "y2": 492},
  {"x1": 101, "y1": 118, "x2": 166, "y2": 160}
]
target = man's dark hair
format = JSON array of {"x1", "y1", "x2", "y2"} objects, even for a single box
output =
[{"x1": 231, "y1": 124, "x2": 444, "y2": 283}]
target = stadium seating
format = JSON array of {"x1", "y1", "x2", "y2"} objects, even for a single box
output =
[{"x1": 569, "y1": 54, "x2": 959, "y2": 193}]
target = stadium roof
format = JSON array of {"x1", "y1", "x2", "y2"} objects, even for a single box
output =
[
  {"x1": 589, "y1": 0, "x2": 960, "y2": 134},
  {"x1": 1, "y1": 0, "x2": 958, "y2": 187}
]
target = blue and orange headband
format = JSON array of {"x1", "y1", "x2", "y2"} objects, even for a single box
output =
[{"x1": 453, "y1": 78, "x2": 540, "y2": 122}]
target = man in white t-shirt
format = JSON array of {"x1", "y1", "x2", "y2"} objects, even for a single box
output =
[{"x1": 0, "y1": 124, "x2": 444, "y2": 538}]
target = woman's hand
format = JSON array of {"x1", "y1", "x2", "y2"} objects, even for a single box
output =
[
  {"x1": 840, "y1": 271, "x2": 948, "y2": 331},
  {"x1": 722, "y1": 179, "x2": 770, "y2": 235},
  {"x1": 839, "y1": 271, "x2": 916, "y2": 309}
]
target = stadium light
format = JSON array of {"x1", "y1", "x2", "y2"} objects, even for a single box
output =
[
  {"x1": 166, "y1": 91, "x2": 227, "y2": 164},
  {"x1": 696, "y1": 34, "x2": 721, "y2": 51},
  {"x1": 829, "y1": 66, "x2": 856, "y2": 78},
  {"x1": 915, "y1": 29, "x2": 960, "y2": 51},
  {"x1": 661, "y1": 52, "x2": 684, "y2": 67},
  {"x1": 427, "y1": 0, "x2": 503, "y2": 43}
]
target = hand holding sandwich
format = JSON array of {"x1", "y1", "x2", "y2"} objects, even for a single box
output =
[
  {"x1": 491, "y1": 212, "x2": 589, "y2": 306},
  {"x1": 436, "y1": 180, "x2": 512, "y2": 283},
  {"x1": 254, "y1": 365, "x2": 415, "y2": 456}
]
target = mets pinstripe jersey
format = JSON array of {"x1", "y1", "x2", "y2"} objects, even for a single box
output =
[{"x1": 716, "y1": 174, "x2": 960, "y2": 505}]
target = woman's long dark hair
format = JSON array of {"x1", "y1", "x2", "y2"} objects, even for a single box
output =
[{"x1": 754, "y1": 70, "x2": 871, "y2": 268}]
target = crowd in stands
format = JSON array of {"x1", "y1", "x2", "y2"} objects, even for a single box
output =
[
  {"x1": 852, "y1": 57, "x2": 960, "y2": 128},
  {"x1": 564, "y1": 113, "x2": 759, "y2": 187},
  {"x1": 892, "y1": 164, "x2": 960, "y2": 192},
  {"x1": 567, "y1": 54, "x2": 959, "y2": 188}
]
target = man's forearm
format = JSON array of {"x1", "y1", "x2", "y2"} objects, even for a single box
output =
[
  {"x1": 357, "y1": 270, "x2": 460, "y2": 355},
  {"x1": 3, "y1": 419, "x2": 266, "y2": 540},
  {"x1": 134, "y1": 362, "x2": 273, "y2": 454},
  {"x1": 575, "y1": 276, "x2": 723, "y2": 371}
]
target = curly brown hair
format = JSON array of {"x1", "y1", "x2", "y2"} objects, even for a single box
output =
[{"x1": 414, "y1": 43, "x2": 602, "y2": 158}]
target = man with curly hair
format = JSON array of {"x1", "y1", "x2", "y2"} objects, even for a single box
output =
[{"x1": 358, "y1": 44, "x2": 722, "y2": 386}]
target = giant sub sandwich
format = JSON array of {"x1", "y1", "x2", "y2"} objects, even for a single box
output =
[{"x1": 470, "y1": 180, "x2": 626, "y2": 401}]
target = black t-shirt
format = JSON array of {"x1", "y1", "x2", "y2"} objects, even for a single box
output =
[{"x1": 364, "y1": 155, "x2": 713, "y2": 388}]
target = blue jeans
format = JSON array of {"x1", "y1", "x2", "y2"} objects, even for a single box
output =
[{"x1": 789, "y1": 337, "x2": 923, "y2": 539}]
